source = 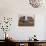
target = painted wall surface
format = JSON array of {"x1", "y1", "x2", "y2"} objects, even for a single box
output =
[{"x1": 0, "y1": 0, "x2": 46, "y2": 40}]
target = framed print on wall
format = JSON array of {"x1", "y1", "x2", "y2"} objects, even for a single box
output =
[{"x1": 18, "y1": 16, "x2": 34, "y2": 26}]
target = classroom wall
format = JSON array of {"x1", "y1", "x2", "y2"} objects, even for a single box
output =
[{"x1": 0, "y1": 0, "x2": 46, "y2": 40}]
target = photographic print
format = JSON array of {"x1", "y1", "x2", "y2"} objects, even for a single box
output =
[{"x1": 18, "y1": 16, "x2": 34, "y2": 26}]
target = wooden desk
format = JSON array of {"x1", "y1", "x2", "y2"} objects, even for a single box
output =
[{"x1": 5, "y1": 39, "x2": 46, "y2": 46}]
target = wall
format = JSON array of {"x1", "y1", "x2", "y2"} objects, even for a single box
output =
[{"x1": 0, "y1": 0, "x2": 46, "y2": 40}]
